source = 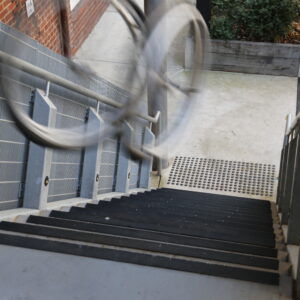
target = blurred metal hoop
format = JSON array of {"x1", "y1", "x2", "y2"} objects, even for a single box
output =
[
  {"x1": 125, "y1": 0, "x2": 210, "y2": 159},
  {"x1": 0, "y1": 0, "x2": 147, "y2": 150},
  {"x1": 0, "y1": 0, "x2": 210, "y2": 158}
]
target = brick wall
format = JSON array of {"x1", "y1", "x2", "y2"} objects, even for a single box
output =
[
  {"x1": 0, "y1": 0, "x2": 108, "y2": 56},
  {"x1": 64, "y1": 0, "x2": 108, "y2": 56}
]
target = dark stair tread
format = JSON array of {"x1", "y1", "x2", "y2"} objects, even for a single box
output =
[
  {"x1": 112, "y1": 197, "x2": 272, "y2": 220},
  {"x1": 28, "y1": 215, "x2": 278, "y2": 258},
  {"x1": 99, "y1": 194, "x2": 273, "y2": 216},
  {"x1": 85, "y1": 203, "x2": 274, "y2": 232},
  {"x1": 157, "y1": 188, "x2": 271, "y2": 207},
  {"x1": 0, "y1": 230, "x2": 279, "y2": 285},
  {"x1": 158, "y1": 187, "x2": 270, "y2": 207},
  {"x1": 0, "y1": 221, "x2": 279, "y2": 270},
  {"x1": 49, "y1": 210, "x2": 275, "y2": 248},
  {"x1": 0, "y1": 188, "x2": 278, "y2": 286},
  {"x1": 120, "y1": 190, "x2": 271, "y2": 207},
  {"x1": 68, "y1": 206, "x2": 275, "y2": 238},
  {"x1": 110, "y1": 195, "x2": 270, "y2": 219}
]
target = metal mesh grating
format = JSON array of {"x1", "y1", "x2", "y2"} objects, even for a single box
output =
[{"x1": 167, "y1": 157, "x2": 276, "y2": 198}]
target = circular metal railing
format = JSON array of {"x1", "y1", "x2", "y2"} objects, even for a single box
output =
[{"x1": 0, "y1": 0, "x2": 210, "y2": 160}]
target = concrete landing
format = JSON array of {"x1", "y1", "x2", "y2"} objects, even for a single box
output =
[{"x1": 160, "y1": 70, "x2": 296, "y2": 201}]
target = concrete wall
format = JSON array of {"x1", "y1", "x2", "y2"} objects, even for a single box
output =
[{"x1": 210, "y1": 40, "x2": 300, "y2": 77}]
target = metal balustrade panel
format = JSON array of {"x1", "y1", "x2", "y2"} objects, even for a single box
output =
[
  {"x1": 0, "y1": 79, "x2": 32, "y2": 210},
  {"x1": 98, "y1": 138, "x2": 120, "y2": 195},
  {"x1": 47, "y1": 91, "x2": 87, "y2": 203},
  {"x1": 129, "y1": 123, "x2": 145, "y2": 189},
  {"x1": 0, "y1": 21, "x2": 146, "y2": 208}
]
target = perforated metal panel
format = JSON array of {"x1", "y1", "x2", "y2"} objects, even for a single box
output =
[
  {"x1": 167, "y1": 157, "x2": 276, "y2": 198},
  {"x1": 98, "y1": 138, "x2": 120, "y2": 195},
  {"x1": 0, "y1": 81, "x2": 32, "y2": 210},
  {"x1": 47, "y1": 92, "x2": 87, "y2": 203}
]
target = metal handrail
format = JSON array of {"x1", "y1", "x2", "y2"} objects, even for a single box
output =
[
  {"x1": 287, "y1": 112, "x2": 300, "y2": 136},
  {"x1": 0, "y1": 50, "x2": 159, "y2": 124}
]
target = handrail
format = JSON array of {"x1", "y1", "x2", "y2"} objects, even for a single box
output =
[
  {"x1": 0, "y1": 50, "x2": 159, "y2": 124},
  {"x1": 287, "y1": 112, "x2": 300, "y2": 136}
]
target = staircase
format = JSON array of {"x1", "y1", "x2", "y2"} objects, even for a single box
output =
[{"x1": 0, "y1": 188, "x2": 284, "y2": 287}]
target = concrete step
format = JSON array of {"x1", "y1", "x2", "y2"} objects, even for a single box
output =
[
  {"x1": 0, "y1": 221, "x2": 279, "y2": 270},
  {"x1": 115, "y1": 192, "x2": 272, "y2": 218},
  {"x1": 0, "y1": 188, "x2": 280, "y2": 286},
  {"x1": 51, "y1": 208, "x2": 275, "y2": 247},
  {"x1": 28, "y1": 215, "x2": 278, "y2": 257},
  {"x1": 0, "y1": 229, "x2": 279, "y2": 285},
  {"x1": 150, "y1": 188, "x2": 272, "y2": 208},
  {"x1": 85, "y1": 202, "x2": 274, "y2": 231}
]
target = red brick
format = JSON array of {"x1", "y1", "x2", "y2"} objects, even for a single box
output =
[{"x1": 0, "y1": 0, "x2": 108, "y2": 55}]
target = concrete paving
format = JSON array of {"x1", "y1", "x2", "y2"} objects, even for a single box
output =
[
  {"x1": 173, "y1": 71, "x2": 296, "y2": 166},
  {"x1": 160, "y1": 70, "x2": 296, "y2": 201}
]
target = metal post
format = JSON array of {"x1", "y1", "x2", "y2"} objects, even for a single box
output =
[
  {"x1": 196, "y1": 0, "x2": 211, "y2": 28},
  {"x1": 80, "y1": 108, "x2": 104, "y2": 200},
  {"x1": 297, "y1": 77, "x2": 300, "y2": 115},
  {"x1": 278, "y1": 114, "x2": 293, "y2": 207},
  {"x1": 284, "y1": 114, "x2": 293, "y2": 146},
  {"x1": 23, "y1": 89, "x2": 57, "y2": 209},
  {"x1": 296, "y1": 249, "x2": 300, "y2": 299},
  {"x1": 281, "y1": 135, "x2": 297, "y2": 224},
  {"x1": 186, "y1": 0, "x2": 211, "y2": 68},
  {"x1": 139, "y1": 127, "x2": 155, "y2": 188},
  {"x1": 115, "y1": 122, "x2": 133, "y2": 193},
  {"x1": 287, "y1": 133, "x2": 300, "y2": 244},
  {"x1": 184, "y1": 28, "x2": 194, "y2": 69},
  {"x1": 145, "y1": 0, "x2": 168, "y2": 171},
  {"x1": 46, "y1": 81, "x2": 51, "y2": 97},
  {"x1": 277, "y1": 143, "x2": 289, "y2": 210}
]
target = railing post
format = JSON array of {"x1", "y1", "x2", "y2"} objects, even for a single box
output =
[
  {"x1": 297, "y1": 71, "x2": 300, "y2": 114},
  {"x1": 281, "y1": 135, "x2": 297, "y2": 224},
  {"x1": 184, "y1": 28, "x2": 194, "y2": 70},
  {"x1": 23, "y1": 89, "x2": 57, "y2": 209},
  {"x1": 277, "y1": 149, "x2": 285, "y2": 205},
  {"x1": 277, "y1": 114, "x2": 293, "y2": 209},
  {"x1": 115, "y1": 122, "x2": 133, "y2": 193},
  {"x1": 296, "y1": 249, "x2": 300, "y2": 299},
  {"x1": 145, "y1": 0, "x2": 168, "y2": 171},
  {"x1": 80, "y1": 108, "x2": 104, "y2": 200},
  {"x1": 139, "y1": 127, "x2": 155, "y2": 189},
  {"x1": 185, "y1": 0, "x2": 211, "y2": 69},
  {"x1": 284, "y1": 114, "x2": 293, "y2": 146},
  {"x1": 287, "y1": 133, "x2": 300, "y2": 244},
  {"x1": 278, "y1": 143, "x2": 289, "y2": 211},
  {"x1": 196, "y1": 0, "x2": 211, "y2": 28}
]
